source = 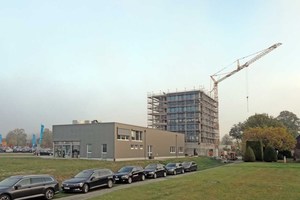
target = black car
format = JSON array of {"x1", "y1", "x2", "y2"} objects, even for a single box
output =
[
  {"x1": 62, "y1": 168, "x2": 114, "y2": 193},
  {"x1": 165, "y1": 163, "x2": 184, "y2": 175},
  {"x1": 182, "y1": 161, "x2": 198, "y2": 172},
  {"x1": 0, "y1": 174, "x2": 59, "y2": 200},
  {"x1": 114, "y1": 166, "x2": 145, "y2": 184},
  {"x1": 38, "y1": 149, "x2": 53, "y2": 156},
  {"x1": 144, "y1": 163, "x2": 167, "y2": 179}
]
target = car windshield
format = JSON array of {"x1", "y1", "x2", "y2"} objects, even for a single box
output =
[
  {"x1": 145, "y1": 164, "x2": 157, "y2": 169},
  {"x1": 0, "y1": 177, "x2": 20, "y2": 187},
  {"x1": 75, "y1": 171, "x2": 93, "y2": 178},
  {"x1": 118, "y1": 167, "x2": 133, "y2": 173},
  {"x1": 182, "y1": 162, "x2": 191, "y2": 167},
  {"x1": 166, "y1": 163, "x2": 176, "y2": 167}
]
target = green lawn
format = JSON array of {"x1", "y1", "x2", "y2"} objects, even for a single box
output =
[
  {"x1": 0, "y1": 156, "x2": 222, "y2": 184},
  {"x1": 88, "y1": 162, "x2": 300, "y2": 200}
]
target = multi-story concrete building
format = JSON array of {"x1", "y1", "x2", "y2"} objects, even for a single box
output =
[
  {"x1": 148, "y1": 89, "x2": 219, "y2": 156},
  {"x1": 53, "y1": 122, "x2": 185, "y2": 161}
]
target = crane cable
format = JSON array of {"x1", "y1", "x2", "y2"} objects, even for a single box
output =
[{"x1": 246, "y1": 68, "x2": 249, "y2": 112}]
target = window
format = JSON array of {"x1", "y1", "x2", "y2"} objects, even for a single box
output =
[
  {"x1": 131, "y1": 130, "x2": 143, "y2": 141},
  {"x1": 131, "y1": 144, "x2": 134, "y2": 150},
  {"x1": 102, "y1": 144, "x2": 107, "y2": 154},
  {"x1": 18, "y1": 178, "x2": 30, "y2": 186},
  {"x1": 117, "y1": 128, "x2": 130, "y2": 141},
  {"x1": 117, "y1": 134, "x2": 129, "y2": 141},
  {"x1": 31, "y1": 177, "x2": 44, "y2": 184},
  {"x1": 139, "y1": 145, "x2": 143, "y2": 150},
  {"x1": 170, "y1": 146, "x2": 176, "y2": 153},
  {"x1": 135, "y1": 145, "x2": 138, "y2": 149},
  {"x1": 87, "y1": 144, "x2": 92, "y2": 158},
  {"x1": 178, "y1": 147, "x2": 184, "y2": 153}
]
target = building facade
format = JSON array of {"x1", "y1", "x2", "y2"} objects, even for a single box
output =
[
  {"x1": 53, "y1": 122, "x2": 185, "y2": 161},
  {"x1": 148, "y1": 90, "x2": 219, "y2": 156}
]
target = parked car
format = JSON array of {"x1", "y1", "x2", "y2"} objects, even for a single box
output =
[
  {"x1": 4, "y1": 147, "x2": 13, "y2": 153},
  {"x1": 182, "y1": 161, "x2": 198, "y2": 172},
  {"x1": 0, "y1": 174, "x2": 59, "y2": 200},
  {"x1": 38, "y1": 149, "x2": 53, "y2": 156},
  {"x1": 165, "y1": 163, "x2": 184, "y2": 175},
  {"x1": 144, "y1": 163, "x2": 167, "y2": 179},
  {"x1": 114, "y1": 166, "x2": 145, "y2": 184},
  {"x1": 62, "y1": 168, "x2": 114, "y2": 193}
]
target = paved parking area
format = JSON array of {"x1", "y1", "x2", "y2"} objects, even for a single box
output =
[{"x1": 57, "y1": 171, "x2": 197, "y2": 200}]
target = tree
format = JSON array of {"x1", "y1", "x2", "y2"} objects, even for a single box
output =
[
  {"x1": 264, "y1": 146, "x2": 277, "y2": 162},
  {"x1": 41, "y1": 128, "x2": 53, "y2": 148},
  {"x1": 244, "y1": 146, "x2": 256, "y2": 162},
  {"x1": 6, "y1": 129, "x2": 27, "y2": 147},
  {"x1": 276, "y1": 111, "x2": 300, "y2": 138},
  {"x1": 221, "y1": 134, "x2": 233, "y2": 145},
  {"x1": 229, "y1": 122, "x2": 244, "y2": 152},
  {"x1": 243, "y1": 127, "x2": 296, "y2": 151},
  {"x1": 243, "y1": 113, "x2": 284, "y2": 130}
]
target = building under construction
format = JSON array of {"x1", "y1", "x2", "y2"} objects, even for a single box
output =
[{"x1": 148, "y1": 89, "x2": 219, "y2": 156}]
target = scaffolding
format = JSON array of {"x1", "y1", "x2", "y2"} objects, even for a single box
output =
[{"x1": 147, "y1": 89, "x2": 219, "y2": 156}]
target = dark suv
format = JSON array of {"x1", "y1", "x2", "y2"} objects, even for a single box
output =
[
  {"x1": 114, "y1": 166, "x2": 145, "y2": 184},
  {"x1": 0, "y1": 174, "x2": 59, "y2": 200},
  {"x1": 62, "y1": 169, "x2": 114, "y2": 193}
]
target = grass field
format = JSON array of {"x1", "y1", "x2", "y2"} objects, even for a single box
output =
[
  {"x1": 0, "y1": 155, "x2": 223, "y2": 184},
  {"x1": 88, "y1": 162, "x2": 300, "y2": 200}
]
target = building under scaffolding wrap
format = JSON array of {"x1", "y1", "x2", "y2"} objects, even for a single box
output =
[{"x1": 147, "y1": 89, "x2": 219, "y2": 156}]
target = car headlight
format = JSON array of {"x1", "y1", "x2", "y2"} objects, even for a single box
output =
[
  {"x1": 121, "y1": 175, "x2": 129, "y2": 179},
  {"x1": 77, "y1": 183, "x2": 84, "y2": 187}
]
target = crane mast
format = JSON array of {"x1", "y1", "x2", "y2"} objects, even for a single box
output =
[{"x1": 211, "y1": 43, "x2": 282, "y2": 102}]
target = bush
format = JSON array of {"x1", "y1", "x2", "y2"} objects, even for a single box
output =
[
  {"x1": 264, "y1": 146, "x2": 277, "y2": 162},
  {"x1": 246, "y1": 140, "x2": 263, "y2": 161},
  {"x1": 244, "y1": 146, "x2": 256, "y2": 162},
  {"x1": 279, "y1": 150, "x2": 292, "y2": 158}
]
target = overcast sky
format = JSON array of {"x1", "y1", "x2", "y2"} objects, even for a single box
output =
[{"x1": 1, "y1": 0, "x2": 299, "y2": 138}]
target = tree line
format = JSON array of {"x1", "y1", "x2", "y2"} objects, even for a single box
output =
[
  {"x1": 4, "y1": 128, "x2": 53, "y2": 148},
  {"x1": 221, "y1": 110, "x2": 299, "y2": 157}
]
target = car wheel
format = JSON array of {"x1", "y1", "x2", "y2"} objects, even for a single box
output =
[
  {"x1": 141, "y1": 174, "x2": 145, "y2": 181},
  {"x1": 44, "y1": 188, "x2": 54, "y2": 200},
  {"x1": 82, "y1": 184, "x2": 89, "y2": 193},
  {"x1": 163, "y1": 172, "x2": 167, "y2": 177},
  {"x1": 0, "y1": 194, "x2": 11, "y2": 200},
  {"x1": 153, "y1": 173, "x2": 157, "y2": 179},
  {"x1": 173, "y1": 170, "x2": 177, "y2": 175},
  {"x1": 127, "y1": 177, "x2": 132, "y2": 184},
  {"x1": 107, "y1": 179, "x2": 113, "y2": 188}
]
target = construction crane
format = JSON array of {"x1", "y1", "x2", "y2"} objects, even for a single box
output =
[
  {"x1": 210, "y1": 42, "x2": 282, "y2": 143},
  {"x1": 211, "y1": 43, "x2": 282, "y2": 102}
]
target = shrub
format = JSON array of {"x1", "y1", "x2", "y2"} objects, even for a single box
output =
[
  {"x1": 244, "y1": 146, "x2": 256, "y2": 162},
  {"x1": 264, "y1": 146, "x2": 277, "y2": 162},
  {"x1": 279, "y1": 150, "x2": 292, "y2": 158},
  {"x1": 246, "y1": 140, "x2": 263, "y2": 161}
]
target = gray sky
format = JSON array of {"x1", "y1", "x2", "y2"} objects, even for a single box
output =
[{"x1": 1, "y1": 1, "x2": 299, "y2": 138}]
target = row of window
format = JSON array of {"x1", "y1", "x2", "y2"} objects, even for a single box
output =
[
  {"x1": 167, "y1": 93, "x2": 199, "y2": 101},
  {"x1": 167, "y1": 113, "x2": 199, "y2": 119},
  {"x1": 87, "y1": 144, "x2": 107, "y2": 154},
  {"x1": 167, "y1": 106, "x2": 198, "y2": 113},
  {"x1": 170, "y1": 146, "x2": 184, "y2": 153},
  {"x1": 130, "y1": 144, "x2": 143, "y2": 150},
  {"x1": 117, "y1": 129, "x2": 143, "y2": 141}
]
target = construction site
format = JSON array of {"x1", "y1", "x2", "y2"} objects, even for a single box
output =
[
  {"x1": 148, "y1": 43, "x2": 282, "y2": 157},
  {"x1": 148, "y1": 90, "x2": 219, "y2": 156}
]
